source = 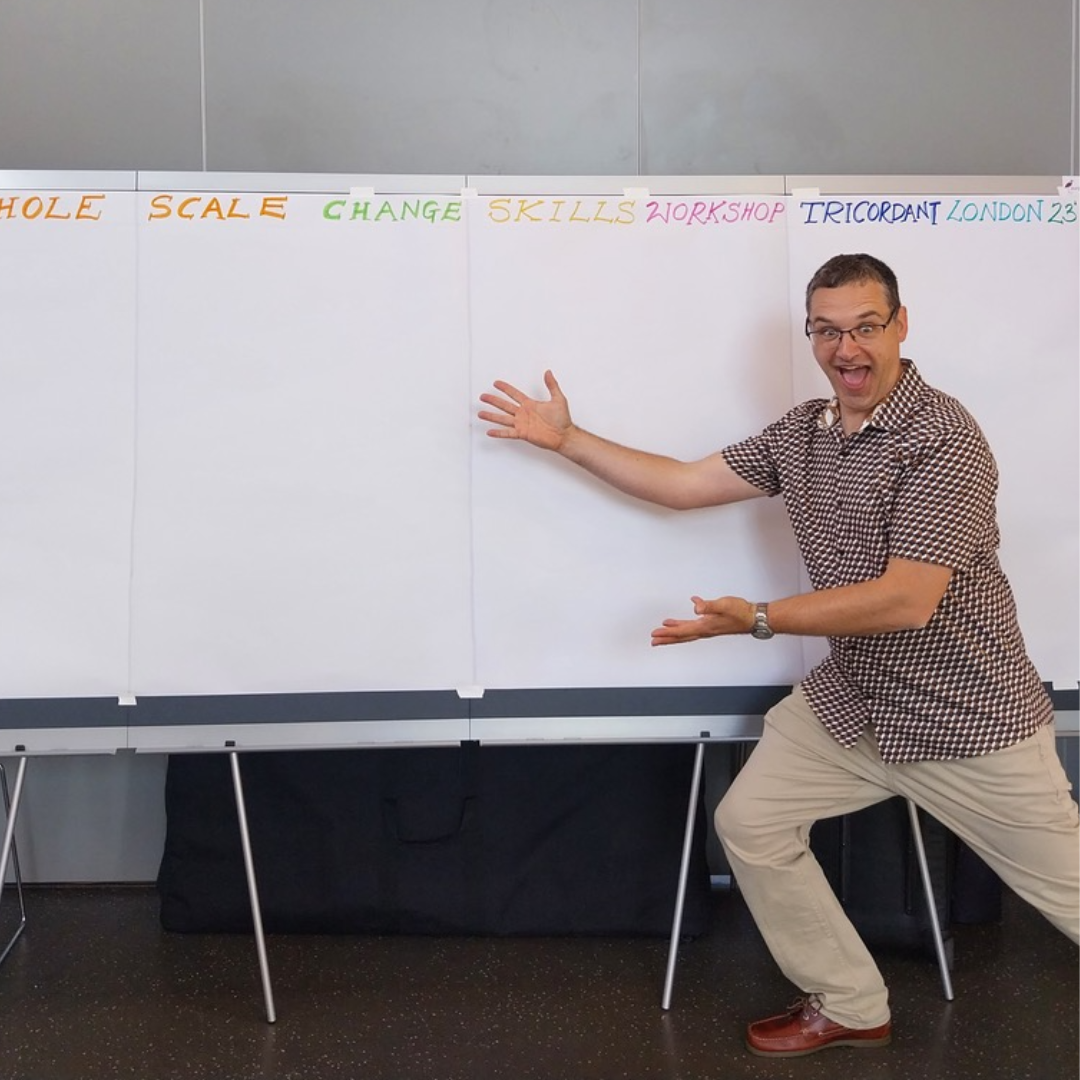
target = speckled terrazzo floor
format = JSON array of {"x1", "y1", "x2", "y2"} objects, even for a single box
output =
[{"x1": 0, "y1": 885, "x2": 1075, "y2": 1080}]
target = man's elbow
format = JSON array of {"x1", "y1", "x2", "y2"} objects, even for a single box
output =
[
  {"x1": 901, "y1": 606, "x2": 938, "y2": 631},
  {"x1": 894, "y1": 589, "x2": 949, "y2": 631},
  {"x1": 883, "y1": 560, "x2": 952, "y2": 631}
]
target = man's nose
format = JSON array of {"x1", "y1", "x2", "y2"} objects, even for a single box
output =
[{"x1": 835, "y1": 331, "x2": 862, "y2": 357}]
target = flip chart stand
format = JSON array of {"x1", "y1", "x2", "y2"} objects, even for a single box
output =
[
  {"x1": 661, "y1": 739, "x2": 706, "y2": 1010},
  {"x1": 907, "y1": 798, "x2": 954, "y2": 1001},
  {"x1": 229, "y1": 750, "x2": 276, "y2": 1023},
  {"x1": 0, "y1": 748, "x2": 275, "y2": 1020},
  {"x1": 0, "y1": 758, "x2": 28, "y2": 967}
]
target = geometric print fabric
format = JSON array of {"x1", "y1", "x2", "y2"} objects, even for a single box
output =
[{"x1": 722, "y1": 361, "x2": 1053, "y2": 763}]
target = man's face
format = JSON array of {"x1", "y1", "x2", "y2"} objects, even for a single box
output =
[{"x1": 806, "y1": 279, "x2": 908, "y2": 433}]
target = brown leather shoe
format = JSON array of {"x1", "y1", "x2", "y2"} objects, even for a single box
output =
[{"x1": 746, "y1": 998, "x2": 892, "y2": 1057}]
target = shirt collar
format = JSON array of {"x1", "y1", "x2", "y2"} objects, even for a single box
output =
[{"x1": 818, "y1": 359, "x2": 922, "y2": 433}]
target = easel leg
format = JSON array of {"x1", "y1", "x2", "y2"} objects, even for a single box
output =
[
  {"x1": 0, "y1": 757, "x2": 28, "y2": 968},
  {"x1": 229, "y1": 751, "x2": 277, "y2": 1023},
  {"x1": 906, "y1": 798, "x2": 955, "y2": 1001},
  {"x1": 661, "y1": 740, "x2": 706, "y2": 1010}
]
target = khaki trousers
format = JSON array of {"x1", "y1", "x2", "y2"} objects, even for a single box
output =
[{"x1": 714, "y1": 686, "x2": 1080, "y2": 1029}]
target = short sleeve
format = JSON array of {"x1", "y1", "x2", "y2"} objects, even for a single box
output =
[
  {"x1": 721, "y1": 427, "x2": 783, "y2": 496},
  {"x1": 888, "y1": 424, "x2": 999, "y2": 571}
]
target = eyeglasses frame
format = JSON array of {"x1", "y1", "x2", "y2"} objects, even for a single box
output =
[{"x1": 804, "y1": 306, "x2": 899, "y2": 347}]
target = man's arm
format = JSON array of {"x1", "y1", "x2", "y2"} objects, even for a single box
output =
[
  {"x1": 651, "y1": 557, "x2": 953, "y2": 644},
  {"x1": 478, "y1": 370, "x2": 764, "y2": 510}
]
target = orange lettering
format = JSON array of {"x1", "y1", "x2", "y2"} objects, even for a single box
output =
[
  {"x1": 226, "y1": 197, "x2": 250, "y2": 220},
  {"x1": 76, "y1": 193, "x2": 105, "y2": 220},
  {"x1": 260, "y1": 195, "x2": 287, "y2": 220},
  {"x1": 177, "y1": 197, "x2": 200, "y2": 220},
  {"x1": 73, "y1": 195, "x2": 104, "y2": 220},
  {"x1": 45, "y1": 196, "x2": 72, "y2": 220},
  {"x1": 202, "y1": 197, "x2": 226, "y2": 220},
  {"x1": 147, "y1": 194, "x2": 173, "y2": 221},
  {"x1": 23, "y1": 196, "x2": 44, "y2": 219}
]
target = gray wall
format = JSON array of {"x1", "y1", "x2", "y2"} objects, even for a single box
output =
[
  {"x1": 0, "y1": 0, "x2": 1077, "y2": 882},
  {"x1": 1, "y1": 0, "x2": 1077, "y2": 176}
]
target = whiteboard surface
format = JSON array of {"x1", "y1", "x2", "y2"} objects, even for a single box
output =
[
  {"x1": 130, "y1": 192, "x2": 475, "y2": 694},
  {"x1": 0, "y1": 174, "x2": 1074, "y2": 749},
  {"x1": 468, "y1": 192, "x2": 804, "y2": 688},
  {"x1": 0, "y1": 192, "x2": 137, "y2": 698}
]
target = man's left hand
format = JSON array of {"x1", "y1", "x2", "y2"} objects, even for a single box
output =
[{"x1": 651, "y1": 595, "x2": 754, "y2": 645}]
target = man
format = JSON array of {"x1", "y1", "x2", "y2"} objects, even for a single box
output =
[{"x1": 477, "y1": 253, "x2": 1079, "y2": 1058}]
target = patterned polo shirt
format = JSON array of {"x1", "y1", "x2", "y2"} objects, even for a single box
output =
[{"x1": 722, "y1": 360, "x2": 1053, "y2": 764}]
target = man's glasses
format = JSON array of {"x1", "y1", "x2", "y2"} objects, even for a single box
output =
[{"x1": 805, "y1": 308, "x2": 898, "y2": 346}]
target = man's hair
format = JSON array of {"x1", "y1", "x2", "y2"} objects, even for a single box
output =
[{"x1": 805, "y1": 253, "x2": 901, "y2": 315}]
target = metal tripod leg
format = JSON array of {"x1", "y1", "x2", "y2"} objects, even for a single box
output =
[
  {"x1": 661, "y1": 740, "x2": 706, "y2": 1010},
  {"x1": 907, "y1": 798, "x2": 955, "y2": 1001},
  {"x1": 0, "y1": 758, "x2": 28, "y2": 967},
  {"x1": 229, "y1": 751, "x2": 276, "y2": 1023}
]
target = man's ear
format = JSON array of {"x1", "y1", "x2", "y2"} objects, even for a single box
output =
[{"x1": 894, "y1": 304, "x2": 909, "y2": 343}]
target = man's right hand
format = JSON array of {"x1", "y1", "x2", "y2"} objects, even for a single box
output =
[
  {"x1": 478, "y1": 370, "x2": 573, "y2": 453},
  {"x1": 478, "y1": 369, "x2": 764, "y2": 511}
]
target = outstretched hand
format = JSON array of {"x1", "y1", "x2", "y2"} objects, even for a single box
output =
[
  {"x1": 651, "y1": 595, "x2": 754, "y2": 646},
  {"x1": 478, "y1": 370, "x2": 573, "y2": 452}
]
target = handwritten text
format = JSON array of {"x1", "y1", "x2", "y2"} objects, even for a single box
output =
[
  {"x1": 944, "y1": 198, "x2": 1076, "y2": 224},
  {"x1": 147, "y1": 194, "x2": 288, "y2": 221},
  {"x1": 799, "y1": 200, "x2": 941, "y2": 226},
  {"x1": 486, "y1": 198, "x2": 636, "y2": 225},
  {"x1": 323, "y1": 198, "x2": 462, "y2": 223},
  {"x1": 645, "y1": 199, "x2": 785, "y2": 225},
  {"x1": 0, "y1": 193, "x2": 106, "y2": 221}
]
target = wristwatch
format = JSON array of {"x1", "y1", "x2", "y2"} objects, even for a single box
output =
[{"x1": 750, "y1": 602, "x2": 774, "y2": 640}]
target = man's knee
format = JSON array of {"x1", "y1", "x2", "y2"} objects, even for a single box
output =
[
  {"x1": 714, "y1": 786, "x2": 752, "y2": 849},
  {"x1": 714, "y1": 784, "x2": 817, "y2": 868}
]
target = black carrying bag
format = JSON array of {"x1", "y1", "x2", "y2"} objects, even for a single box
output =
[{"x1": 157, "y1": 742, "x2": 713, "y2": 938}]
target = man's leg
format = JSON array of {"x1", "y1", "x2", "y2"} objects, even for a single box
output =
[
  {"x1": 715, "y1": 688, "x2": 895, "y2": 1030},
  {"x1": 893, "y1": 723, "x2": 1080, "y2": 944}
]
